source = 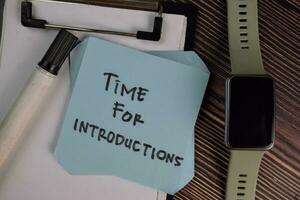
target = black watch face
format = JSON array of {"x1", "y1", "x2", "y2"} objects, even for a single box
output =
[{"x1": 226, "y1": 76, "x2": 275, "y2": 149}]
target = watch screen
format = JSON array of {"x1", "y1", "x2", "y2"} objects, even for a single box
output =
[{"x1": 227, "y1": 76, "x2": 274, "y2": 148}]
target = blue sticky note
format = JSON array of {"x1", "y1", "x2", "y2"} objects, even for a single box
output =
[{"x1": 55, "y1": 37, "x2": 210, "y2": 194}]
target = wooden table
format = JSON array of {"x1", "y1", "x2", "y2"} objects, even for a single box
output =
[{"x1": 173, "y1": 0, "x2": 300, "y2": 199}]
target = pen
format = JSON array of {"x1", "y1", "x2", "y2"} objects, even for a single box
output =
[{"x1": 0, "y1": 29, "x2": 78, "y2": 174}]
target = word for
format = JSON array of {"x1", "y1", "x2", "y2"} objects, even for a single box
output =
[
  {"x1": 73, "y1": 118, "x2": 184, "y2": 167},
  {"x1": 112, "y1": 101, "x2": 144, "y2": 126}
]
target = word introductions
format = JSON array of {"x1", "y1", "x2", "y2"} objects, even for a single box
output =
[{"x1": 72, "y1": 72, "x2": 184, "y2": 167}]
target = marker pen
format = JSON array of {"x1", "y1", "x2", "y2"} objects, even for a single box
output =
[{"x1": 0, "y1": 29, "x2": 78, "y2": 174}]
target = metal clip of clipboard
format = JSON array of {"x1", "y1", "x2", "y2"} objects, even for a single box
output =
[{"x1": 21, "y1": 0, "x2": 163, "y2": 41}]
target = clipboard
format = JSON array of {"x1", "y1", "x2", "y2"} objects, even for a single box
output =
[
  {"x1": 0, "y1": 1, "x2": 197, "y2": 200},
  {"x1": 20, "y1": 0, "x2": 197, "y2": 50}
]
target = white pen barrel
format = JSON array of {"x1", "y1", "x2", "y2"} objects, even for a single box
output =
[{"x1": 0, "y1": 67, "x2": 56, "y2": 173}]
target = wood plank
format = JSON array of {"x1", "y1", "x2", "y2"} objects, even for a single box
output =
[{"x1": 173, "y1": 0, "x2": 300, "y2": 199}]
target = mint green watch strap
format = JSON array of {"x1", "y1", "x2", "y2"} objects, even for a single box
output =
[
  {"x1": 226, "y1": 150, "x2": 264, "y2": 200},
  {"x1": 228, "y1": 0, "x2": 265, "y2": 74},
  {"x1": 227, "y1": 1, "x2": 267, "y2": 199}
]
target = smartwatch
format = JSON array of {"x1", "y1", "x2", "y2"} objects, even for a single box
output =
[{"x1": 225, "y1": 0, "x2": 275, "y2": 200}]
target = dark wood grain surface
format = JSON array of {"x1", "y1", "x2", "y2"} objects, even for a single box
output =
[{"x1": 172, "y1": 0, "x2": 300, "y2": 199}]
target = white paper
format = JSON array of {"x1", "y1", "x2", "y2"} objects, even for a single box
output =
[{"x1": 0, "y1": 0, "x2": 187, "y2": 200}]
